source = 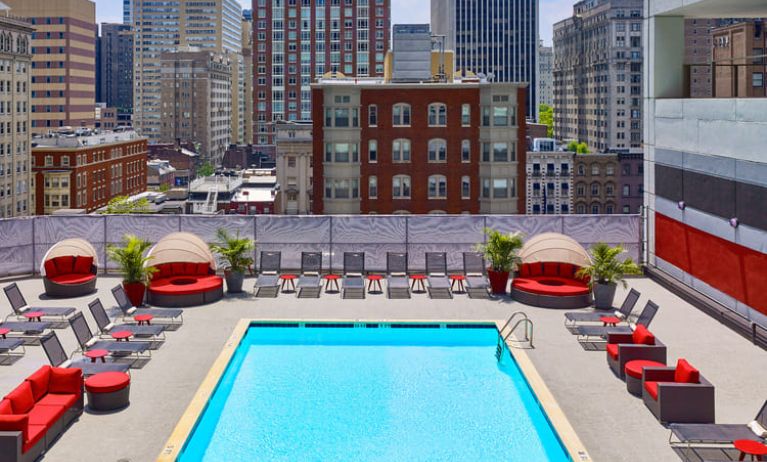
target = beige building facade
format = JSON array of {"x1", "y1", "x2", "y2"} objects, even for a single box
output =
[{"x1": 275, "y1": 121, "x2": 312, "y2": 215}]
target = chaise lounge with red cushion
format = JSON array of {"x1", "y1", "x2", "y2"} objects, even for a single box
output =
[
  {"x1": 40, "y1": 239, "x2": 99, "y2": 298},
  {"x1": 642, "y1": 358, "x2": 715, "y2": 424},
  {"x1": 511, "y1": 262, "x2": 592, "y2": 308},
  {"x1": 0, "y1": 366, "x2": 83, "y2": 462},
  {"x1": 148, "y1": 262, "x2": 223, "y2": 307},
  {"x1": 605, "y1": 324, "x2": 667, "y2": 379}
]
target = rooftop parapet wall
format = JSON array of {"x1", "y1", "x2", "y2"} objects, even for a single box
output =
[{"x1": 0, "y1": 215, "x2": 641, "y2": 278}]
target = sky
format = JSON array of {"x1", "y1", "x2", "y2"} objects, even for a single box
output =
[{"x1": 93, "y1": 0, "x2": 570, "y2": 45}]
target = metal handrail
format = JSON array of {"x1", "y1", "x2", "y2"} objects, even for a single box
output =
[
  {"x1": 498, "y1": 311, "x2": 529, "y2": 337},
  {"x1": 497, "y1": 311, "x2": 534, "y2": 354}
]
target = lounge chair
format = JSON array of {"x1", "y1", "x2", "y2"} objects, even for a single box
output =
[
  {"x1": 0, "y1": 337, "x2": 24, "y2": 363},
  {"x1": 386, "y1": 252, "x2": 410, "y2": 299},
  {"x1": 111, "y1": 284, "x2": 184, "y2": 327},
  {"x1": 296, "y1": 252, "x2": 322, "y2": 298},
  {"x1": 574, "y1": 300, "x2": 660, "y2": 342},
  {"x1": 642, "y1": 358, "x2": 715, "y2": 424},
  {"x1": 254, "y1": 251, "x2": 282, "y2": 298},
  {"x1": 40, "y1": 331, "x2": 130, "y2": 377},
  {"x1": 68, "y1": 312, "x2": 151, "y2": 361},
  {"x1": 3, "y1": 282, "x2": 77, "y2": 325},
  {"x1": 342, "y1": 252, "x2": 366, "y2": 299},
  {"x1": 425, "y1": 252, "x2": 452, "y2": 299},
  {"x1": 88, "y1": 298, "x2": 165, "y2": 344},
  {"x1": 605, "y1": 324, "x2": 667, "y2": 380},
  {"x1": 0, "y1": 320, "x2": 52, "y2": 337},
  {"x1": 564, "y1": 288, "x2": 641, "y2": 328},
  {"x1": 669, "y1": 401, "x2": 767, "y2": 448},
  {"x1": 462, "y1": 252, "x2": 490, "y2": 299}
]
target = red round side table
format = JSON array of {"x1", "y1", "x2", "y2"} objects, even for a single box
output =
[
  {"x1": 734, "y1": 439, "x2": 767, "y2": 461},
  {"x1": 134, "y1": 314, "x2": 153, "y2": 326},
  {"x1": 410, "y1": 274, "x2": 427, "y2": 293},
  {"x1": 111, "y1": 330, "x2": 133, "y2": 341},
  {"x1": 84, "y1": 349, "x2": 109, "y2": 363}
]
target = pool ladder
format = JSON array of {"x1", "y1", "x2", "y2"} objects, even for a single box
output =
[{"x1": 496, "y1": 311, "x2": 534, "y2": 360}]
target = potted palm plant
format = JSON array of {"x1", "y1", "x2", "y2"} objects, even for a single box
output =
[
  {"x1": 576, "y1": 242, "x2": 641, "y2": 309},
  {"x1": 107, "y1": 234, "x2": 156, "y2": 307},
  {"x1": 475, "y1": 228, "x2": 524, "y2": 295},
  {"x1": 209, "y1": 228, "x2": 254, "y2": 293}
]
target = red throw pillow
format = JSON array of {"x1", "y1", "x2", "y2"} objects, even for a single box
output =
[
  {"x1": 674, "y1": 359, "x2": 700, "y2": 384},
  {"x1": 559, "y1": 263, "x2": 575, "y2": 278},
  {"x1": 197, "y1": 263, "x2": 210, "y2": 275},
  {"x1": 0, "y1": 399, "x2": 12, "y2": 415},
  {"x1": 4, "y1": 382, "x2": 35, "y2": 414},
  {"x1": 543, "y1": 263, "x2": 559, "y2": 276},
  {"x1": 43, "y1": 260, "x2": 59, "y2": 278},
  {"x1": 528, "y1": 263, "x2": 543, "y2": 277},
  {"x1": 48, "y1": 368, "x2": 82, "y2": 395},
  {"x1": 25, "y1": 366, "x2": 51, "y2": 401},
  {"x1": 184, "y1": 262, "x2": 198, "y2": 276},
  {"x1": 73, "y1": 256, "x2": 93, "y2": 274},
  {"x1": 518, "y1": 264, "x2": 530, "y2": 277},
  {"x1": 54, "y1": 255, "x2": 75, "y2": 274},
  {"x1": 171, "y1": 262, "x2": 185, "y2": 276},
  {"x1": 0, "y1": 414, "x2": 29, "y2": 439},
  {"x1": 155, "y1": 264, "x2": 171, "y2": 280},
  {"x1": 632, "y1": 324, "x2": 655, "y2": 345}
]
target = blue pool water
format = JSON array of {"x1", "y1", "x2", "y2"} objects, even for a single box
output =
[{"x1": 179, "y1": 324, "x2": 570, "y2": 462}]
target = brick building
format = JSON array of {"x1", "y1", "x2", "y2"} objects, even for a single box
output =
[
  {"x1": 311, "y1": 77, "x2": 527, "y2": 215},
  {"x1": 148, "y1": 141, "x2": 199, "y2": 187},
  {"x1": 32, "y1": 128, "x2": 147, "y2": 214},
  {"x1": 526, "y1": 150, "x2": 574, "y2": 215},
  {"x1": 713, "y1": 20, "x2": 767, "y2": 97},
  {"x1": 618, "y1": 152, "x2": 643, "y2": 214},
  {"x1": 221, "y1": 144, "x2": 276, "y2": 170},
  {"x1": 573, "y1": 153, "x2": 620, "y2": 215}
]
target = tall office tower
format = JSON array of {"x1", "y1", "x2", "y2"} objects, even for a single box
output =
[
  {"x1": 253, "y1": 0, "x2": 391, "y2": 145},
  {"x1": 685, "y1": 19, "x2": 719, "y2": 98},
  {"x1": 431, "y1": 0, "x2": 538, "y2": 118},
  {"x1": 160, "y1": 50, "x2": 233, "y2": 165},
  {"x1": 123, "y1": 0, "x2": 133, "y2": 25},
  {"x1": 538, "y1": 41, "x2": 553, "y2": 109},
  {"x1": 0, "y1": 7, "x2": 34, "y2": 218},
  {"x1": 553, "y1": 0, "x2": 643, "y2": 153},
  {"x1": 242, "y1": 13, "x2": 254, "y2": 144},
  {"x1": 132, "y1": 0, "x2": 242, "y2": 144},
  {"x1": 97, "y1": 24, "x2": 133, "y2": 117},
  {"x1": 5, "y1": 0, "x2": 96, "y2": 134}
]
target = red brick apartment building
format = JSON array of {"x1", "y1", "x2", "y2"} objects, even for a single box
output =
[
  {"x1": 32, "y1": 128, "x2": 147, "y2": 214},
  {"x1": 311, "y1": 79, "x2": 527, "y2": 214}
]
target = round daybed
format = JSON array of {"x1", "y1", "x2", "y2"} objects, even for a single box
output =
[
  {"x1": 146, "y1": 232, "x2": 223, "y2": 307},
  {"x1": 511, "y1": 233, "x2": 592, "y2": 309},
  {"x1": 41, "y1": 238, "x2": 98, "y2": 298}
]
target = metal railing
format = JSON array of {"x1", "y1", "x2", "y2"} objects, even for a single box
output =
[
  {"x1": 683, "y1": 60, "x2": 767, "y2": 98},
  {"x1": 496, "y1": 311, "x2": 534, "y2": 356}
]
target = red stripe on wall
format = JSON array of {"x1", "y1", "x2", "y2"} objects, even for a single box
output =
[{"x1": 655, "y1": 213, "x2": 767, "y2": 315}]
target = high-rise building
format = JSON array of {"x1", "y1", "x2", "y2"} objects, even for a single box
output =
[
  {"x1": 5, "y1": 0, "x2": 96, "y2": 134},
  {"x1": 0, "y1": 8, "x2": 33, "y2": 218},
  {"x1": 553, "y1": 0, "x2": 643, "y2": 153},
  {"x1": 253, "y1": 0, "x2": 391, "y2": 145},
  {"x1": 712, "y1": 20, "x2": 767, "y2": 97},
  {"x1": 538, "y1": 41, "x2": 553, "y2": 110},
  {"x1": 275, "y1": 121, "x2": 313, "y2": 215},
  {"x1": 132, "y1": 0, "x2": 242, "y2": 144},
  {"x1": 123, "y1": 0, "x2": 133, "y2": 25},
  {"x1": 685, "y1": 19, "x2": 719, "y2": 98},
  {"x1": 241, "y1": 13, "x2": 254, "y2": 144},
  {"x1": 160, "y1": 49, "x2": 233, "y2": 165},
  {"x1": 97, "y1": 23, "x2": 133, "y2": 117},
  {"x1": 431, "y1": 0, "x2": 538, "y2": 118}
]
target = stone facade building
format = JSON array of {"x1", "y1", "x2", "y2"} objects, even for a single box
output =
[
  {"x1": 573, "y1": 153, "x2": 620, "y2": 215},
  {"x1": 538, "y1": 42, "x2": 554, "y2": 109},
  {"x1": 618, "y1": 152, "x2": 643, "y2": 214},
  {"x1": 713, "y1": 20, "x2": 767, "y2": 98},
  {"x1": 526, "y1": 150, "x2": 573, "y2": 215},
  {"x1": 275, "y1": 121, "x2": 312, "y2": 215}
]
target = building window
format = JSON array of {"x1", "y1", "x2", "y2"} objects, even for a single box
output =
[
  {"x1": 482, "y1": 107, "x2": 490, "y2": 126},
  {"x1": 591, "y1": 164, "x2": 600, "y2": 175},
  {"x1": 606, "y1": 204, "x2": 615, "y2": 214},
  {"x1": 482, "y1": 178, "x2": 490, "y2": 198},
  {"x1": 493, "y1": 106, "x2": 509, "y2": 126},
  {"x1": 461, "y1": 140, "x2": 470, "y2": 162},
  {"x1": 392, "y1": 139, "x2": 411, "y2": 163},
  {"x1": 368, "y1": 104, "x2": 377, "y2": 126},
  {"x1": 576, "y1": 204, "x2": 586, "y2": 214},
  {"x1": 623, "y1": 205, "x2": 630, "y2": 214},
  {"x1": 606, "y1": 183, "x2": 615, "y2": 197},
  {"x1": 591, "y1": 182, "x2": 600, "y2": 196},
  {"x1": 753, "y1": 72, "x2": 764, "y2": 87},
  {"x1": 369, "y1": 176, "x2": 377, "y2": 198},
  {"x1": 493, "y1": 143, "x2": 509, "y2": 162},
  {"x1": 392, "y1": 175, "x2": 411, "y2": 199},
  {"x1": 428, "y1": 175, "x2": 447, "y2": 199},
  {"x1": 428, "y1": 103, "x2": 447, "y2": 126},
  {"x1": 606, "y1": 163, "x2": 615, "y2": 176},
  {"x1": 45, "y1": 155, "x2": 53, "y2": 166},
  {"x1": 591, "y1": 204, "x2": 600, "y2": 214},
  {"x1": 493, "y1": 179, "x2": 509, "y2": 198},
  {"x1": 61, "y1": 156, "x2": 69, "y2": 167},
  {"x1": 622, "y1": 185, "x2": 630, "y2": 197},
  {"x1": 561, "y1": 204, "x2": 569, "y2": 213},
  {"x1": 392, "y1": 103, "x2": 411, "y2": 126},
  {"x1": 577, "y1": 164, "x2": 585, "y2": 175},
  {"x1": 461, "y1": 176, "x2": 470, "y2": 199},
  {"x1": 428, "y1": 139, "x2": 447, "y2": 162},
  {"x1": 461, "y1": 104, "x2": 470, "y2": 126},
  {"x1": 287, "y1": 157, "x2": 296, "y2": 168},
  {"x1": 368, "y1": 140, "x2": 377, "y2": 163}
]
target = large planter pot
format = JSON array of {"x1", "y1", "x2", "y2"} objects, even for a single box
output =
[
  {"x1": 593, "y1": 282, "x2": 617, "y2": 309},
  {"x1": 487, "y1": 270, "x2": 510, "y2": 295},
  {"x1": 123, "y1": 282, "x2": 146, "y2": 307},
  {"x1": 224, "y1": 270, "x2": 245, "y2": 293}
]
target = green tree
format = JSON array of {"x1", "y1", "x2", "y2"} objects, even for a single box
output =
[
  {"x1": 102, "y1": 196, "x2": 151, "y2": 214},
  {"x1": 197, "y1": 162, "x2": 215, "y2": 177},
  {"x1": 538, "y1": 104, "x2": 554, "y2": 137},
  {"x1": 566, "y1": 140, "x2": 591, "y2": 154},
  {"x1": 158, "y1": 183, "x2": 170, "y2": 192}
]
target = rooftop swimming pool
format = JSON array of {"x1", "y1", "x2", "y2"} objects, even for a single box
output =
[{"x1": 177, "y1": 323, "x2": 571, "y2": 461}]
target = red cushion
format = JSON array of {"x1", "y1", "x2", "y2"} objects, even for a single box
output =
[
  {"x1": 674, "y1": 359, "x2": 700, "y2": 384},
  {"x1": 28, "y1": 404, "x2": 66, "y2": 427},
  {"x1": 4, "y1": 382, "x2": 35, "y2": 414},
  {"x1": 36, "y1": 393, "x2": 77, "y2": 409},
  {"x1": 559, "y1": 263, "x2": 575, "y2": 278},
  {"x1": 25, "y1": 366, "x2": 51, "y2": 401},
  {"x1": 149, "y1": 275, "x2": 223, "y2": 296},
  {"x1": 44, "y1": 260, "x2": 59, "y2": 278},
  {"x1": 53, "y1": 255, "x2": 75, "y2": 274},
  {"x1": 518, "y1": 264, "x2": 530, "y2": 277},
  {"x1": 84, "y1": 372, "x2": 130, "y2": 394},
  {"x1": 48, "y1": 368, "x2": 82, "y2": 395},
  {"x1": 606, "y1": 343, "x2": 619, "y2": 360},
  {"x1": 528, "y1": 263, "x2": 543, "y2": 277},
  {"x1": 24, "y1": 424, "x2": 46, "y2": 452},
  {"x1": 197, "y1": 263, "x2": 210, "y2": 275},
  {"x1": 49, "y1": 274, "x2": 96, "y2": 285},
  {"x1": 170, "y1": 263, "x2": 186, "y2": 276},
  {"x1": 632, "y1": 324, "x2": 655, "y2": 345},
  {"x1": 156, "y1": 264, "x2": 172, "y2": 280},
  {"x1": 511, "y1": 276, "x2": 591, "y2": 296},
  {"x1": 0, "y1": 399, "x2": 12, "y2": 415},
  {"x1": 184, "y1": 262, "x2": 198, "y2": 276},
  {"x1": 542, "y1": 262, "x2": 559, "y2": 276},
  {"x1": 644, "y1": 381, "x2": 659, "y2": 400},
  {"x1": 0, "y1": 414, "x2": 29, "y2": 443},
  {"x1": 73, "y1": 256, "x2": 93, "y2": 274}
]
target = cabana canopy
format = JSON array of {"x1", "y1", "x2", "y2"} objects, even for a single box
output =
[
  {"x1": 518, "y1": 233, "x2": 591, "y2": 267},
  {"x1": 40, "y1": 238, "x2": 99, "y2": 275},
  {"x1": 146, "y1": 232, "x2": 216, "y2": 270}
]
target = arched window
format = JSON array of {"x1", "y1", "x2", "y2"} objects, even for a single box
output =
[
  {"x1": 605, "y1": 182, "x2": 615, "y2": 197},
  {"x1": 428, "y1": 139, "x2": 447, "y2": 162},
  {"x1": 576, "y1": 203, "x2": 586, "y2": 214},
  {"x1": 428, "y1": 175, "x2": 447, "y2": 199},
  {"x1": 577, "y1": 163, "x2": 585, "y2": 175},
  {"x1": 461, "y1": 140, "x2": 470, "y2": 162},
  {"x1": 576, "y1": 182, "x2": 586, "y2": 197},
  {"x1": 591, "y1": 164, "x2": 600, "y2": 175},
  {"x1": 392, "y1": 103, "x2": 411, "y2": 126},
  {"x1": 606, "y1": 203, "x2": 615, "y2": 214},
  {"x1": 591, "y1": 203, "x2": 600, "y2": 214},
  {"x1": 591, "y1": 182, "x2": 600, "y2": 196},
  {"x1": 461, "y1": 176, "x2": 471, "y2": 199},
  {"x1": 369, "y1": 176, "x2": 378, "y2": 198},
  {"x1": 392, "y1": 139, "x2": 411, "y2": 163},
  {"x1": 392, "y1": 175, "x2": 411, "y2": 199},
  {"x1": 428, "y1": 103, "x2": 447, "y2": 126},
  {"x1": 606, "y1": 163, "x2": 615, "y2": 176}
]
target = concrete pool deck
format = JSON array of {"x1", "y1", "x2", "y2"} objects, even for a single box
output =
[{"x1": 0, "y1": 276, "x2": 765, "y2": 462}]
